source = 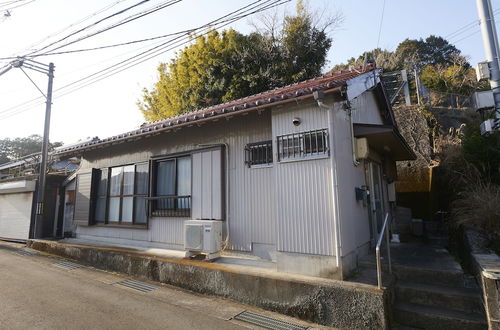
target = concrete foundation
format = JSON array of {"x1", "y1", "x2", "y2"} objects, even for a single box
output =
[
  {"x1": 28, "y1": 239, "x2": 389, "y2": 329},
  {"x1": 276, "y1": 251, "x2": 339, "y2": 279}
]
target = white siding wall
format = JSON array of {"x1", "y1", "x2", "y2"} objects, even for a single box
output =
[
  {"x1": 334, "y1": 90, "x2": 388, "y2": 257},
  {"x1": 331, "y1": 102, "x2": 371, "y2": 256},
  {"x1": 192, "y1": 149, "x2": 222, "y2": 220},
  {"x1": 76, "y1": 217, "x2": 184, "y2": 247},
  {"x1": 76, "y1": 112, "x2": 275, "y2": 251},
  {"x1": 272, "y1": 101, "x2": 335, "y2": 256}
]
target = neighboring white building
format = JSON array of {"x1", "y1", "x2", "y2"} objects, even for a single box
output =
[
  {"x1": 54, "y1": 65, "x2": 415, "y2": 279},
  {"x1": 0, "y1": 154, "x2": 80, "y2": 240}
]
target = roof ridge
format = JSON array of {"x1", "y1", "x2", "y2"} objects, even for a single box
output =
[
  {"x1": 142, "y1": 64, "x2": 373, "y2": 128},
  {"x1": 55, "y1": 65, "x2": 375, "y2": 155}
]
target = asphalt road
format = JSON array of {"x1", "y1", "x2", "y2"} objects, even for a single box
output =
[{"x1": 0, "y1": 241, "x2": 318, "y2": 330}]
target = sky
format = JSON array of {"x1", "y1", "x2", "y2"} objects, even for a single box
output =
[{"x1": 0, "y1": 0, "x2": 491, "y2": 145}]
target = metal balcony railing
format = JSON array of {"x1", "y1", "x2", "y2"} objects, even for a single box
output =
[
  {"x1": 376, "y1": 212, "x2": 392, "y2": 289},
  {"x1": 146, "y1": 195, "x2": 191, "y2": 217}
]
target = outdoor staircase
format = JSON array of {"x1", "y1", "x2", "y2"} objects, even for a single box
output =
[
  {"x1": 391, "y1": 262, "x2": 486, "y2": 329},
  {"x1": 348, "y1": 206, "x2": 488, "y2": 329},
  {"x1": 354, "y1": 241, "x2": 487, "y2": 329}
]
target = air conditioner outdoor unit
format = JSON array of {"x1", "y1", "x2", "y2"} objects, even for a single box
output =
[{"x1": 184, "y1": 220, "x2": 222, "y2": 260}]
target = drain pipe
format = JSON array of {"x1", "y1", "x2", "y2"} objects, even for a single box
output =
[
  {"x1": 313, "y1": 91, "x2": 343, "y2": 279},
  {"x1": 345, "y1": 100, "x2": 360, "y2": 167}
]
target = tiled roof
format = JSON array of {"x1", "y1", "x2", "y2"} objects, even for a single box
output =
[{"x1": 55, "y1": 65, "x2": 374, "y2": 155}]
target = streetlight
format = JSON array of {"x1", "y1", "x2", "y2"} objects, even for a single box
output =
[{"x1": 0, "y1": 57, "x2": 54, "y2": 238}]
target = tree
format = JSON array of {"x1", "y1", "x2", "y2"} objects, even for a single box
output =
[
  {"x1": 330, "y1": 48, "x2": 399, "y2": 72},
  {"x1": 138, "y1": 1, "x2": 341, "y2": 121},
  {"x1": 0, "y1": 134, "x2": 63, "y2": 165},
  {"x1": 420, "y1": 54, "x2": 477, "y2": 95},
  {"x1": 331, "y1": 35, "x2": 467, "y2": 73},
  {"x1": 394, "y1": 35, "x2": 465, "y2": 70}
]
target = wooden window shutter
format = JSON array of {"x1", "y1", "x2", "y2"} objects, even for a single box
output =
[{"x1": 73, "y1": 169, "x2": 98, "y2": 226}]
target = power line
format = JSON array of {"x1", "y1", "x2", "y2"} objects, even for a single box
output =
[
  {"x1": 32, "y1": 0, "x2": 183, "y2": 57},
  {"x1": 0, "y1": 0, "x2": 32, "y2": 10},
  {"x1": 0, "y1": 22, "x2": 192, "y2": 61},
  {"x1": 26, "y1": 0, "x2": 154, "y2": 56},
  {"x1": 445, "y1": 8, "x2": 500, "y2": 43},
  {"x1": 13, "y1": 0, "x2": 129, "y2": 56},
  {"x1": 52, "y1": 0, "x2": 286, "y2": 95},
  {"x1": 376, "y1": 0, "x2": 386, "y2": 49},
  {"x1": 0, "y1": 0, "x2": 290, "y2": 120}
]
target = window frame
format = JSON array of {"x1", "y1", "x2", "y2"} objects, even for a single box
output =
[
  {"x1": 276, "y1": 128, "x2": 329, "y2": 162},
  {"x1": 245, "y1": 140, "x2": 273, "y2": 167},
  {"x1": 150, "y1": 154, "x2": 192, "y2": 218},
  {"x1": 93, "y1": 162, "x2": 149, "y2": 227}
]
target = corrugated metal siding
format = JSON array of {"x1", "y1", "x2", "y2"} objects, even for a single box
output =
[
  {"x1": 75, "y1": 112, "x2": 276, "y2": 252},
  {"x1": 272, "y1": 101, "x2": 335, "y2": 256},
  {"x1": 0, "y1": 192, "x2": 33, "y2": 240},
  {"x1": 192, "y1": 149, "x2": 222, "y2": 220},
  {"x1": 149, "y1": 217, "x2": 184, "y2": 245}
]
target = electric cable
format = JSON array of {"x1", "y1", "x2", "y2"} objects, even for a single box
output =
[
  {"x1": 25, "y1": 0, "x2": 156, "y2": 56},
  {"x1": 376, "y1": 0, "x2": 386, "y2": 49},
  {"x1": 13, "y1": 0, "x2": 129, "y2": 56},
  {"x1": 0, "y1": 0, "x2": 290, "y2": 120}
]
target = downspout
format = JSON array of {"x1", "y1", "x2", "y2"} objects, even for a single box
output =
[
  {"x1": 314, "y1": 91, "x2": 343, "y2": 279},
  {"x1": 345, "y1": 100, "x2": 360, "y2": 167}
]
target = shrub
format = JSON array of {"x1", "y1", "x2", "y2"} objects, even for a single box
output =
[{"x1": 452, "y1": 182, "x2": 500, "y2": 234}]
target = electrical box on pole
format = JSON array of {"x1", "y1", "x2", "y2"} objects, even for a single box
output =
[
  {"x1": 476, "y1": 61, "x2": 491, "y2": 81},
  {"x1": 476, "y1": 0, "x2": 500, "y2": 135}
]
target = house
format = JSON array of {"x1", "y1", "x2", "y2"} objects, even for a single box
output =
[
  {"x1": 0, "y1": 153, "x2": 79, "y2": 240},
  {"x1": 52, "y1": 65, "x2": 415, "y2": 279}
]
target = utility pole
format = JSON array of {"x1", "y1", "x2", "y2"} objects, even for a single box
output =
[
  {"x1": 34, "y1": 62, "x2": 54, "y2": 238},
  {"x1": 0, "y1": 58, "x2": 55, "y2": 238},
  {"x1": 476, "y1": 0, "x2": 500, "y2": 135}
]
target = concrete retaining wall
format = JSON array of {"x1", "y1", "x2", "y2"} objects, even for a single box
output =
[
  {"x1": 456, "y1": 228, "x2": 500, "y2": 330},
  {"x1": 28, "y1": 239, "x2": 389, "y2": 329}
]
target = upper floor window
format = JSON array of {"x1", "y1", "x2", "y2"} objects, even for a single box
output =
[
  {"x1": 277, "y1": 129, "x2": 329, "y2": 161},
  {"x1": 245, "y1": 140, "x2": 273, "y2": 167},
  {"x1": 94, "y1": 163, "x2": 149, "y2": 225},
  {"x1": 152, "y1": 156, "x2": 191, "y2": 217}
]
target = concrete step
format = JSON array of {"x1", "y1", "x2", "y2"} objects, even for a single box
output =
[
  {"x1": 394, "y1": 264, "x2": 464, "y2": 288},
  {"x1": 425, "y1": 235, "x2": 449, "y2": 248},
  {"x1": 393, "y1": 302, "x2": 487, "y2": 330},
  {"x1": 395, "y1": 281, "x2": 483, "y2": 314},
  {"x1": 359, "y1": 260, "x2": 465, "y2": 288}
]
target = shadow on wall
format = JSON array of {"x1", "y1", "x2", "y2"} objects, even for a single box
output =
[{"x1": 396, "y1": 164, "x2": 439, "y2": 221}]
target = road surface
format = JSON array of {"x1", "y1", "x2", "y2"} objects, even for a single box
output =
[{"x1": 0, "y1": 241, "x2": 318, "y2": 330}]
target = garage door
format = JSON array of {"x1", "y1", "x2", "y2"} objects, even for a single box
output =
[{"x1": 0, "y1": 192, "x2": 33, "y2": 240}]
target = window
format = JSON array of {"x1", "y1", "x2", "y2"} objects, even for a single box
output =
[
  {"x1": 277, "y1": 129, "x2": 329, "y2": 161},
  {"x1": 94, "y1": 163, "x2": 149, "y2": 225},
  {"x1": 152, "y1": 156, "x2": 191, "y2": 217},
  {"x1": 245, "y1": 140, "x2": 273, "y2": 166}
]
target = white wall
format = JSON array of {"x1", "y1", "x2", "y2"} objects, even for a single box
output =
[
  {"x1": 334, "y1": 90, "x2": 391, "y2": 268},
  {"x1": 272, "y1": 101, "x2": 335, "y2": 256},
  {"x1": 76, "y1": 112, "x2": 275, "y2": 252}
]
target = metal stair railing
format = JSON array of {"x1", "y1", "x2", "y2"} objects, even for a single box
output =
[{"x1": 376, "y1": 212, "x2": 392, "y2": 289}]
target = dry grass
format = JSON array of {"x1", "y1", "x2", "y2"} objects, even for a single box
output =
[{"x1": 452, "y1": 182, "x2": 500, "y2": 233}]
